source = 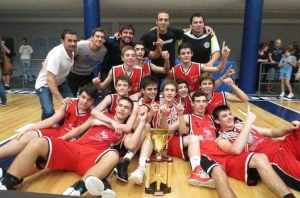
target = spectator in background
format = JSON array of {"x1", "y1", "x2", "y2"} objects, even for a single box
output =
[
  {"x1": 19, "y1": 38, "x2": 34, "y2": 84},
  {"x1": 0, "y1": 36, "x2": 11, "y2": 106},
  {"x1": 0, "y1": 36, "x2": 12, "y2": 91},
  {"x1": 256, "y1": 43, "x2": 269, "y2": 92},
  {"x1": 289, "y1": 41, "x2": 300, "y2": 92},
  {"x1": 278, "y1": 49, "x2": 297, "y2": 99},
  {"x1": 266, "y1": 39, "x2": 284, "y2": 93}
]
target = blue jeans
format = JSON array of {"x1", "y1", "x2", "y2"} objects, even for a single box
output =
[
  {"x1": 22, "y1": 60, "x2": 33, "y2": 81},
  {"x1": 36, "y1": 82, "x2": 74, "y2": 120},
  {"x1": 0, "y1": 79, "x2": 6, "y2": 105}
]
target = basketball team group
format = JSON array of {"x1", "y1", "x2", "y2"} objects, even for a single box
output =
[{"x1": 0, "y1": 12, "x2": 299, "y2": 198}]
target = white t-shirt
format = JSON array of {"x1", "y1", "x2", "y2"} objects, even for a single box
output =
[
  {"x1": 19, "y1": 45, "x2": 33, "y2": 59},
  {"x1": 35, "y1": 44, "x2": 74, "y2": 89}
]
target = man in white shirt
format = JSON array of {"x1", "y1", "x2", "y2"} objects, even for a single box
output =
[
  {"x1": 19, "y1": 38, "x2": 34, "y2": 83},
  {"x1": 35, "y1": 29, "x2": 78, "y2": 120}
]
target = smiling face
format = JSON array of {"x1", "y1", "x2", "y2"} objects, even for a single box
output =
[
  {"x1": 61, "y1": 33, "x2": 78, "y2": 52},
  {"x1": 214, "y1": 109, "x2": 235, "y2": 130},
  {"x1": 162, "y1": 84, "x2": 177, "y2": 103},
  {"x1": 120, "y1": 28, "x2": 134, "y2": 44},
  {"x1": 134, "y1": 44, "x2": 145, "y2": 61},
  {"x1": 114, "y1": 98, "x2": 133, "y2": 122},
  {"x1": 142, "y1": 83, "x2": 158, "y2": 102},
  {"x1": 121, "y1": 49, "x2": 136, "y2": 67},
  {"x1": 91, "y1": 31, "x2": 106, "y2": 48},
  {"x1": 177, "y1": 82, "x2": 189, "y2": 99},
  {"x1": 178, "y1": 47, "x2": 193, "y2": 64},
  {"x1": 115, "y1": 80, "x2": 131, "y2": 97},
  {"x1": 200, "y1": 79, "x2": 214, "y2": 96},
  {"x1": 156, "y1": 12, "x2": 170, "y2": 34}
]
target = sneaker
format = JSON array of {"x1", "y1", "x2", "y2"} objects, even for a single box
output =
[
  {"x1": 114, "y1": 158, "x2": 130, "y2": 182},
  {"x1": 0, "y1": 182, "x2": 7, "y2": 190},
  {"x1": 1, "y1": 103, "x2": 6, "y2": 107},
  {"x1": 0, "y1": 168, "x2": 3, "y2": 178},
  {"x1": 4, "y1": 86, "x2": 10, "y2": 91},
  {"x1": 287, "y1": 93, "x2": 294, "y2": 99},
  {"x1": 268, "y1": 89, "x2": 276, "y2": 93},
  {"x1": 85, "y1": 176, "x2": 104, "y2": 196},
  {"x1": 188, "y1": 165, "x2": 215, "y2": 188},
  {"x1": 62, "y1": 187, "x2": 80, "y2": 196},
  {"x1": 102, "y1": 179, "x2": 116, "y2": 198},
  {"x1": 85, "y1": 176, "x2": 116, "y2": 198},
  {"x1": 128, "y1": 166, "x2": 146, "y2": 185},
  {"x1": 279, "y1": 92, "x2": 285, "y2": 98}
]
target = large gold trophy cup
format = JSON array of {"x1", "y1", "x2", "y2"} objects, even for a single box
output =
[{"x1": 145, "y1": 129, "x2": 173, "y2": 196}]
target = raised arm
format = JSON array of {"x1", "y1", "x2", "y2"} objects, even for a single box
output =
[
  {"x1": 92, "y1": 70, "x2": 113, "y2": 90},
  {"x1": 202, "y1": 41, "x2": 230, "y2": 73},
  {"x1": 150, "y1": 50, "x2": 170, "y2": 74},
  {"x1": 223, "y1": 78, "x2": 249, "y2": 102},
  {"x1": 216, "y1": 105, "x2": 256, "y2": 155},
  {"x1": 253, "y1": 120, "x2": 300, "y2": 138}
]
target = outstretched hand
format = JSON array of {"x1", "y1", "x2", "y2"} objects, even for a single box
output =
[
  {"x1": 222, "y1": 41, "x2": 230, "y2": 58},
  {"x1": 245, "y1": 105, "x2": 256, "y2": 124},
  {"x1": 92, "y1": 72, "x2": 101, "y2": 86}
]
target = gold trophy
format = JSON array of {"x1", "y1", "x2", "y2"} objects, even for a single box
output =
[{"x1": 145, "y1": 129, "x2": 173, "y2": 196}]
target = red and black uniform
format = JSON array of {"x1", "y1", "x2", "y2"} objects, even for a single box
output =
[
  {"x1": 44, "y1": 112, "x2": 125, "y2": 176},
  {"x1": 172, "y1": 62, "x2": 201, "y2": 93},
  {"x1": 206, "y1": 91, "x2": 227, "y2": 115},
  {"x1": 38, "y1": 99, "x2": 92, "y2": 137},
  {"x1": 112, "y1": 65, "x2": 143, "y2": 95},
  {"x1": 167, "y1": 114, "x2": 217, "y2": 159},
  {"x1": 217, "y1": 123, "x2": 300, "y2": 190},
  {"x1": 141, "y1": 62, "x2": 151, "y2": 76}
]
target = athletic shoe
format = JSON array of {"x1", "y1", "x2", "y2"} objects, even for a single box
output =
[
  {"x1": 128, "y1": 166, "x2": 146, "y2": 185},
  {"x1": 85, "y1": 176, "x2": 104, "y2": 196},
  {"x1": 4, "y1": 86, "x2": 10, "y2": 91},
  {"x1": 188, "y1": 165, "x2": 215, "y2": 188},
  {"x1": 0, "y1": 182, "x2": 7, "y2": 190},
  {"x1": 268, "y1": 89, "x2": 276, "y2": 93},
  {"x1": 0, "y1": 168, "x2": 3, "y2": 178},
  {"x1": 114, "y1": 158, "x2": 130, "y2": 182},
  {"x1": 85, "y1": 176, "x2": 116, "y2": 198},
  {"x1": 279, "y1": 92, "x2": 285, "y2": 98},
  {"x1": 62, "y1": 187, "x2": 80, "y2": 196},
  {"x1": 287, "y1": 93, "x2": 294, "y2": 99},
  {"x1": 102, "y1": 179, "x2": 116, "y2": 198}
]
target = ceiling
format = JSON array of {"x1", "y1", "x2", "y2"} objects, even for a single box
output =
[{"x1": 0, "y1": 0, "x2": 300, "y2": 23}]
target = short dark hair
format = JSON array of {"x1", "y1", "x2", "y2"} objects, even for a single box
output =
[
  {"x1": 79, "y1": 83, "x2": 99, "y2": 99},
  {"x1": 259, "y1": 43, "x2": 268, "y2": 50},
  {"x1": 212, "y1": 105, "x2": 230, "y2": 120},
  {"x1": 191, "y1": 90, "x2": 207, "y2": 102},
  {"x1": 115, "y1": 74, "x2": 131, "y2": 87},
  {"x1": 140, "y1": 76, "x2": 158, "y2": 90},
  {"x1": 134, "y1": 40, "x2": 145, "y2": 47},
  {"x1": 22, "y1": 38, "x2": 27, "y2": 42},
  {"x1": 119, "y1": 23, "x2": 135, "y2": 35},
  {"x1": 189, "y1": 13, "x2": 205, "y2": 24},
  {"x1": 178, "y1": 42, "x2": 194, "y2": 55},
  {"x1": 118, "y1": 97, "x2": 134, "y2": 110},
  {"x1": 61, "y1": 29, "x2": 78, "y2": 40},
  {"x1": 91, "y1": 27, "x2": 107, "y2": 37},
  {"x1": 176, "y1": 78, "x2": 189, "y2": 92},
  {"x1": 199, "y1": 72, "x2": 215, "y2": 86}
]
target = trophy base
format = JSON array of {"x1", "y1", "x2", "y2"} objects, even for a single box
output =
[{"x1": 145, "y1": 182, "x2": 171, "y2": 196}]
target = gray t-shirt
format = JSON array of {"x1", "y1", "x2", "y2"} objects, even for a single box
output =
[{"x1": 71, "y1": 40, "x2": 107, "y2": 75}]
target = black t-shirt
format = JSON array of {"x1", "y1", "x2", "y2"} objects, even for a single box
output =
[
  {"x1": 140, "y1": 26, "x2": 184, "y2": 77},
  {"x1": 268, "y1": 47, "x2": 284, "y2": 62}
]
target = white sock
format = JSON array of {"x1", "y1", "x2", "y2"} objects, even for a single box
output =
[
  {"x1": 138, "y1": 157, "x2": 147, "y2": 168},
  {"x1": 190, "y1": 156, "x2": 201, "y2": 171},
  {"x1": 124, "y1": 151, "x2": 136, "y2": 160}
]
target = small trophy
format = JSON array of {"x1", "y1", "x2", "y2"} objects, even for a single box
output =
[{"x1": 145, "y1": 129, "x2": 173, "y2": 196}]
